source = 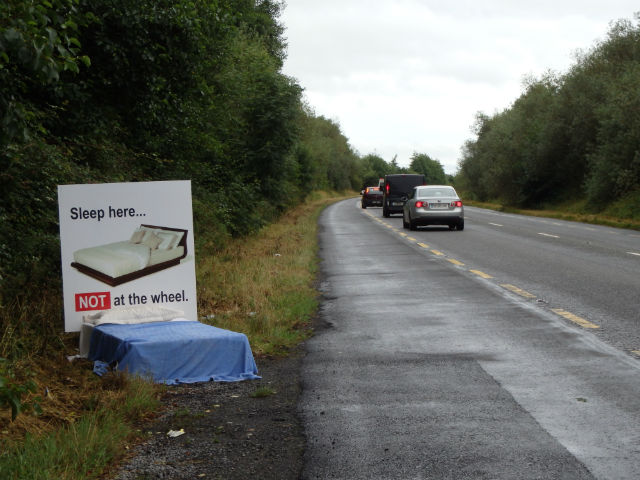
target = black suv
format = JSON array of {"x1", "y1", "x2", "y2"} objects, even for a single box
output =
[{"x1": 381, "y1": 174, "x2": 426, "y2": 217}]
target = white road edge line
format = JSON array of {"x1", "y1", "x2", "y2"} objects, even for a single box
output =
[
  {"x1": 627, "y1": 252, "x2": 640, "y2": 257},
  {"x1": 538, "y1": 232, "x2": 559, "y2": 238},
  {"x1": 489, "y1": 223, "x2": 503, "y2": 227}
]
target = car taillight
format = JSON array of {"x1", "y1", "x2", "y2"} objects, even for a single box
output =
[
  {"x1": 415, "y1": 201, "x2": 424, "y2": 208},
  {"x1": 450, "y1": 200, "x2": 463, "y2": 207},
  {"x1": 385, "y1": 183, "x2": 390, "y2": 194}
]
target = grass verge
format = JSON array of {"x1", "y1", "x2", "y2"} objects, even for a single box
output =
[
  {"x1": 0, "y1": 371, "x2": 160, "y2": 480},
  {"x1": 465, "y1": 199, "x2": 640, "y2": 231},
  {"x1": 196, "y1": 190, "x2": 353, "y2": 355},
  {"x1": 0, "y1": 191, "x2": 351, "y2": 478}
]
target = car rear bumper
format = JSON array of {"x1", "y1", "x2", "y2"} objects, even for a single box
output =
[
  {"x1": 384, "y1": 199, "x2": 406, "y2": 213},
  {"x1": 412, "y1": 208, "x2": 464, "y2": 225}
]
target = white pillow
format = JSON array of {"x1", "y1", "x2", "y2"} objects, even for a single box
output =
[
  {"x1": 171, "y1": 231, "x2": 185, "y2": 246},
  {"x1": 130, "y1": 229, "x2": 145, "y2": 243},
  {"x1": 83, "y1": 305, "x2": 185, "y2": 326},
  {"x1": 140, "y1": 226, "x2": 160, "y2": 240},
  {"x1": 157, "y1": 231, "x2": 180, "y2": 250},
  {"x1": 142, "y1": 232, "x2": 162, "y2": 249}
]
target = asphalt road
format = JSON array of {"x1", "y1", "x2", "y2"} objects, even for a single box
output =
[{"x1": 300, "y1": 199, "x2": 640, "y2": 480}]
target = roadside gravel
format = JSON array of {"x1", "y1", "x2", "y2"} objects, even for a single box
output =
[{"x1": 107, "y1": 348, "x2": 306, "y2": 480}]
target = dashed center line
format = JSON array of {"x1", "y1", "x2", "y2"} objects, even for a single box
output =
[
  {"x1": 470, "y1": 270, "x2": 493, "y2": 279},
  {"x1": 365, "y1": 212, "x2": 614, "y2": 338},
  {"x1": 627, "y1": 252, "x2": 640, "y2": 257},
  {"x1": 551, "y1": 309, "x2": 600, "y2": 329},
  {"x1": 500, "y1": 284, "x2": 537, "y2": 299}
]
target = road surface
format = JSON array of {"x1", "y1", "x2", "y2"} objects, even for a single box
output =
[{"x1": 300, "y1": 199, "x2": 640, "y2": 479}]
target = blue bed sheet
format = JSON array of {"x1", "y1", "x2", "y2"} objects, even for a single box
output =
[{"x1": 88, "y1": 321, "x2": 260, "y2": 384}]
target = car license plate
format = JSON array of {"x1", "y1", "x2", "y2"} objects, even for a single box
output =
[
  {"x1": 392, "y1": 202, "x2": 403, "y2": 206},
  {"x1": 429, "y1": 203, "x2": 448, "y2": 209}
]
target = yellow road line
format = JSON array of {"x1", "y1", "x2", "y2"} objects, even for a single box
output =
[
  {"x1": 417, "y1": 242, "x2": 429, "y2": 249},
  {"x1": 631, "y1": 350, "x2": 640, "y2": 356},
  {"x1": 447, "y1": 259, "x2": 465, "y2": 266},
  {"x1": 431, "y1": 250, "x2": 445, "y2": 256},
  {"x1": 551, "y1": 309, "x2": 600, "y2": 329},
  {"x1": 398, "y1": 232, "x2": 408, "y2": 237},
  {"x1": 407, "y1": 237, "x2": 417, "y2": 242},
  {"x1": 501, "y1": 284, "x2": 537, "y2": 299},
  {"x1": 470, "y1": 270, "x2": 493, "y2": 279}
]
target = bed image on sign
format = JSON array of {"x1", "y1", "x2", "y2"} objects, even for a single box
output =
[{"x1": 71, "y1": 224, "x2": 188, "y2": 287}]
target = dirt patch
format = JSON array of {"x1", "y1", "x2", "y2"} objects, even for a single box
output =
[{"x1": 108, "y1": 348, "x2": 305, "y2": 480}]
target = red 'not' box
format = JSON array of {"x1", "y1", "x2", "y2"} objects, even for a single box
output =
[{"x1": 75, "y1": 292, "x2": 111, "y2": 311}]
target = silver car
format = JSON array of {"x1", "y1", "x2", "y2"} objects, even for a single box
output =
[{"x1": 402, "y1": 185, "x2": 464, "y2": 231}]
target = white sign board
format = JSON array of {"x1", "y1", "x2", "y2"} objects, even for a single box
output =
[{"x1": 58, "y1": 181, "x2": 197, "y2": 332}]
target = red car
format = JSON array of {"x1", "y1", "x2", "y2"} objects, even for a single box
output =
[{"x1": 361, "y1": 186, "x2": 383, "y2": 208}]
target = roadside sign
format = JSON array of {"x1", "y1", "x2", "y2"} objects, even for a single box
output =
[{"x1": 57, "y1": 181, "x2": 197, "y2": 332}]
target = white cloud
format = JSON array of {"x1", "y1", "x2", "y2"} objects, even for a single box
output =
[{"x1": 281, "y1": 1, "x2": 638, "y2": 174}]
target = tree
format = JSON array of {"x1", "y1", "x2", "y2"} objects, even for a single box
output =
[
  {"x1": 456, "y1": 14, "x2": 640, "y2": 210},
  {"x1": 0, "y1": 0, "x2": 91, "y2": 146},
  {"x1": 409, "y1": 153, "x2": 446, "y2": 184},
  {"x1": 359, "y1": 154, "x2": 388, "y2": 188}
]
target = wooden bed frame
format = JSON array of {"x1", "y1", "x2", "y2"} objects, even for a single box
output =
[{"x1": 70, "y1": 224, "x2": 188, "y2": 287}]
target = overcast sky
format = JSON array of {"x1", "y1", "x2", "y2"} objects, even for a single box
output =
[{"x1": 280, "y1": 2, "x2": 638, "y2": 174}]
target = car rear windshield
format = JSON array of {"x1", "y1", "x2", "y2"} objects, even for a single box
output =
[
  {"x1": 417, "y1": 187, "x2": 457, "y2": 198},
  {"x1": 386, "y1": 175, "x2": 425, "y2": 194}
]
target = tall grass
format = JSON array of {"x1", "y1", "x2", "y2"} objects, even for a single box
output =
[
  {"x1": 0, "y1": 375, "x2": 158, "y2": 480},
  {"x1": 197, "y1": 191, "x2": 352, "y2": 354}
]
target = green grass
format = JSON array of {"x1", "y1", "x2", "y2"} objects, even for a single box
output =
[
  {"x1": 0, "y1": 413, "x2": 123, "y2": 480},
  {"x1": 197, "y1": 191, "x2": 353, "y2": 354},
  {"x1": 250, "y1": 387, "x2": 276, "y2": 398},
  {"x1": 465, "y1": 196, "x2": 640, "y2": 231},
  {"x1": 0, "y1": 374, "x2": 159, "y2": 480}
]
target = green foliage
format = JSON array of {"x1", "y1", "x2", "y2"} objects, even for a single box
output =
[
  {"x1": 409, "y1": 153, "x2": 446, "y2": 184},
  {"x1": 0, "y1": 359, "x2": 42, "y2": 421},
  {"x1": 602, "y1": 189, "x2": 640, "y2": 221},
  {"x1": 295, "y1": 112, "x2": 361, "y2": 192},
  {"x1": 359, "y1": 153, "x2": 388, "y2": 188},
  {"x1": 456, "y1": 14, "x2": 640, "y2": 212},
  {"x1": 0, "y1": 409, "x2": 129, "y2": 479},
  {"x1": 0, "y1": 0, "x2": 92, "y2": 146},
  {"x1": 0, "y1": 0, "x2": 365, "y2": 342}
]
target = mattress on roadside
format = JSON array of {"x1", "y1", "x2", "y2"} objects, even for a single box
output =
[{"x1": 89, "y1": 320, "x2": 260, "y2": 384}]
